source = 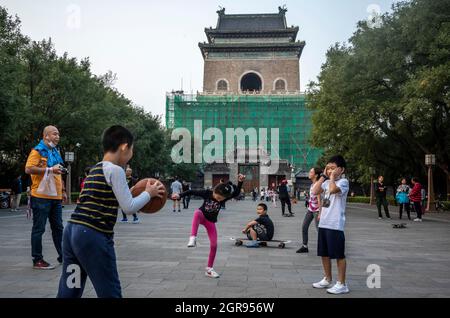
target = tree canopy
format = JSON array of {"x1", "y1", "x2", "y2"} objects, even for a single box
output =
[
  {"x1": 307, "y1": 0, "x2": 449, "y2": 195},
  {"x1": 0, "y1": 6, "x2": 197, "y2": 188}
]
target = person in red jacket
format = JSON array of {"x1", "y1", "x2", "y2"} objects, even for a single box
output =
[{"x1": 409, "y1": 177, "x2": 423, "y2": 222}]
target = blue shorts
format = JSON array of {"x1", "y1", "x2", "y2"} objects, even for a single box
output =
[{"x1": 317, "y1": 227, "x2": 346, "y2": 259}]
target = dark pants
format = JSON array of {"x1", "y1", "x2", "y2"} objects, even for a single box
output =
[
  {"x1": 121, "y1": 211, "x2": 137, "y2": 220},
  {"x1": 183, "y1": 196, "x2": 190, "y2": 209},
  {"x1": 302, "y1": 211, "x2": 319, "y2": 246},
  {"x1": 413, "y1": 201, "x2": 422, "y2": 219},
  {"x1": 31, "y1": 197, "x2": 63, "y2": 263},
  {"x1": 376, "y1": 197, "x2": 390, "y2": 218},
  {"x1": 280, "y1": 197, "x2": 292, "y2": 215},
  {"x1": 399, "y1": 203, "x2": 411, "y2": 219},
  {"x1": 57, "y1": 222, "x2": 122, "y2": 298}
]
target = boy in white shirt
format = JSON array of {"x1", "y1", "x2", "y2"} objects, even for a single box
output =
[{"x1": 311, "y1": 155, "x2": 350, "y2": 294}]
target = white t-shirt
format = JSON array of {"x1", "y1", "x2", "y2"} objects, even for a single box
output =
[{"x1": 318, "y1": 178, "x2": 349, "y2": 231}]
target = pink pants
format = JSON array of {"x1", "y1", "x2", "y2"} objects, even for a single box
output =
[{"x1": 191, "y1": 209, "x2": 217, "y2": 268}]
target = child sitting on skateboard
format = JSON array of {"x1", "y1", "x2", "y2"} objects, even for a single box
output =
[{"x1": 242, "y1": 203, "x2": 274, "y2": 248}]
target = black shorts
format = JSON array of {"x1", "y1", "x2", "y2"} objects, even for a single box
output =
[
  {"x1": 247, "y1": 224, "x2": 271, "y2": 241},
  {"x1": 317, "y1": 228, "x2": 346, "y2": 259}
]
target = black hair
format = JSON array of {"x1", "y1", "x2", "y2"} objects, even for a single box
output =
[
  {"x1": 257, "y1": 203, "x2": 268, "y2": 211},
  {"x1": 328, "y1": 155, "x2": 346, "y2": 168},
  {"x1": 213, "y1": 181, "x2": 235, "y2": 199},
  {"x1": 412, "y1": 177, "x2": 420, "y2": 183},
  {"x1": 312, "y1": 167, "x2": 322, "y2": 177},
  {"x1": 102, "y1": 125, "x2": 134, "y2": 153}
]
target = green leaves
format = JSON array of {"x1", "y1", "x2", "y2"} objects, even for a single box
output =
[
  {"x1": 0, "y1": 5, "x2": 184, "y2": 187},
  {"x1": 307, "y1": 0, "x2": 450, "y2": 191}
]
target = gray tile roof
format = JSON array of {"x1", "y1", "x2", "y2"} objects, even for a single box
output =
[{"x1": 217, "y1": 14, "x2": 286, "y2": 31}]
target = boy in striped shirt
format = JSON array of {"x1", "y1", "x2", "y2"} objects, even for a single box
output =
[{"x1": 57, "y1": 125, "x2": 165, "y2": 298}]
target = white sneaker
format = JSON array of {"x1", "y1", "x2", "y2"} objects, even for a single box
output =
[
  {"x1": 187, "y1": 236, "x2": 197, "y2": 247},
  {"x1": 413, "y1": 218, "x2": 423, "y2": 222},
  {"x1": 205, "y1": 267, "x2": 220, "y2": 278},
  {"x1": 312, "y1": 277, "x2": 332, "y2": 289},
  {"x1": 327, "y1": 282, "x2": 350, "y2": 294}
]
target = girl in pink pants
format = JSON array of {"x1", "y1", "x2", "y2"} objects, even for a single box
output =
[{"x1": 173, "y1": 174, "x2": 245, "y2": 278}]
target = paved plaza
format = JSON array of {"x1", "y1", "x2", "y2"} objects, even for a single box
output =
[{"x1": 0, "y1": 199, "x2": 449, "y2": 298}]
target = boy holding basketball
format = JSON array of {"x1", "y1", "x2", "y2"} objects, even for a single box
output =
[{"x1": 57, "y1": 125, "x2": 165, "y2": 298}]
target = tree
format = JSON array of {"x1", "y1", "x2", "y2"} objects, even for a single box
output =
[{"x1": 307, "y1": 0, "x2": 450, "y2": 196}]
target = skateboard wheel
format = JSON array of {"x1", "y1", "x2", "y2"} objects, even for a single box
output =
[
  {"x1": 235, "y1": 240, "x2": 243, "y2": 246},
  {"x1": 279, "y1": 243, "x2": 285, "y2": 248},
  {"x1": 260, "y1": 242, "x2": 267, "y2": 247}
]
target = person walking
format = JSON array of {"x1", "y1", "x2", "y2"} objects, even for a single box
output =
[
  {"x1": 375, "y1": 176, "x2": 391, "y2": 219},
  {"x1": 182, "y1": 181, "x2": 191, "y2": 209},
  {"x1": 10, "y1": 175, "x2": 23, "y2": 212},
  {"x1": 278, "y1": 179, "x2": 293, "y2": 217}
]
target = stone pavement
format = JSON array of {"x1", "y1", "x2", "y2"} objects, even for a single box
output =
[{"x1": 0, "y1": 199, "x2": 449, "y2": 298}]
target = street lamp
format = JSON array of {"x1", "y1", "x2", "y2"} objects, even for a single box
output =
[
  {"x1": 369, "y1": 167, "x2": 376, "y2": 205},
  {"x1": 65, "y1": 151, "x2": 75, "y2": 204},
  {"x1": 425, "y1": 154, "x2": 436, "y2": 212}
]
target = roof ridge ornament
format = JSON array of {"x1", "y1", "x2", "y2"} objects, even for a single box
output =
[
  {"x1": 217, "y1": 6, "x2": 225, "y2": 16},
  {"x1": 278, "y1": 5, "x2": 287, "y2": 15}
]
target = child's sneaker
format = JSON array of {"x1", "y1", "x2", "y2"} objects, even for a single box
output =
[
  {"x1": 326, "y1": 282, "x2": 350, "y2": 294},
  {"x1": 132, "y1": 217, "x2": 140, "y2": 224},
  {"x1": 205, "y1": 267, "x2": 220, "y2": 278},
  {"x1": 413, "y1": 218, "x2": 422, "y2": 222},
  {"x1": 187, "y1": 236, "x2": 197, "y2": 247},
  {"x1": 119, "y1": 218, "x2": 128, "y2": 223},
  {"x1": 246, "y1": 240, "x2": 260, "y2": 248},
  {"x1": 312, "y1": 277, "x2": 332, "y2": 289}
]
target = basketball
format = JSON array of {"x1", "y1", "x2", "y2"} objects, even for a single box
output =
[{"x1": 130, "y1": 178, "x2": 167, "y2": 213}]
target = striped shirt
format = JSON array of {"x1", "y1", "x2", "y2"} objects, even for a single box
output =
[{"x1": 69, "y1": 163, "x2": 119, "y2": 234}]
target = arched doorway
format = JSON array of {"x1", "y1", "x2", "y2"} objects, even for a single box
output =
[{"x1": 240, "y1": 72, "x2": 262, "y2": 93}]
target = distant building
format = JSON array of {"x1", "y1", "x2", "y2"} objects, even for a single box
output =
[{"x1": 166, "y1": 7, "x2": 321, "y2": 192}]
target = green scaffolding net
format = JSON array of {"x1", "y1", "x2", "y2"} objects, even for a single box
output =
[{"x1": 166, "y1": 93, "x2": 321, "y2": 172}]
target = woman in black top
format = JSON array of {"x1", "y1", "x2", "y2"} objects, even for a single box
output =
[{"x1": 173, "y1": 174, "x2": 245, "y2": 278}]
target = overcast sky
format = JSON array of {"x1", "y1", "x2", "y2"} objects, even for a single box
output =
[{"x1": 1, "y1": 0, "x2": 399, "y2": 120}]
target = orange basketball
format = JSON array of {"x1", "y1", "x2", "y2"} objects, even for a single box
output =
[{"x1": 130, "y1": 178, "x2": 167, "y2": 213}]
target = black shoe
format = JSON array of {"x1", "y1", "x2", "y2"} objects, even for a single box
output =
[
  {"x1": 296, "y1": 246, "x2": 309, "y2": 253},
  {"x1": 57, "y1": 256, "x2": 62, "y2": 264},
  {"x1": 289, "y1": 213, "x2": 295, "y2": 217},
  {"x1": 178, "y1": 210, "x2": 181, "y2": 212}
]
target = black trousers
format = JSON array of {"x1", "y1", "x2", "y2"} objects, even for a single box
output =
[
  {"x1": 376, "y1": 197, "x2": 390, "y2": 218},
  {"x1": 280, "y1": 197, "x2": 292, "y2": 215},
  {"x1": 399, "y1": 203, "x2": 411, "y2": 219},
  {"x1": 413, "y1": 201, "x2": 422, "y2": 219},
  {"x1": 183, "y1": 196, "x2": 190, "y2": 209}
]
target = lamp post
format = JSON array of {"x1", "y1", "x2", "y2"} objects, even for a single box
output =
[
  {"x1": 369, "y1": 167, "x2": 375, "y2": 205},
  {"x1": 65, "y1": 151, "x2": 75, "y2": 204},
  {"x1": 425, "y1": 154, "x2": 436, "y2": 212}
]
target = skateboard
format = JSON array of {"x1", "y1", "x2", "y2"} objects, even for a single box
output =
[
  {"x1": 230, "y1": 237, "x2": 292, "y2": 248},
  {"x1": 392, "y1": 223, "x2": 407, "y2": 229}
]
